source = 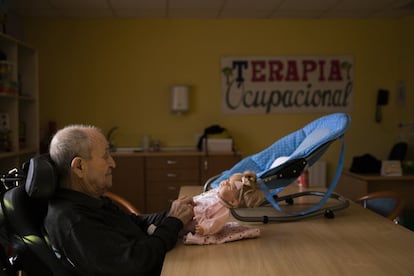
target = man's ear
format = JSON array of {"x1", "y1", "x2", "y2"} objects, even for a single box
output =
[{"x1": 71, "y1": 157, "x2": 84, "y2": 177}]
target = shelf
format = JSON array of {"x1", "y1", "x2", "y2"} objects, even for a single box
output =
[
  {"x1": 0, "y1": 33, "x2": 38, "y2": 172},
  {"x1": 18, "y1": 95, "x2": 35, "y2": 101},
  {"x1": 0, "y1": 93, "x2": 16, "y2": 99},
  {"x1": 18, "y1": 147, "x2": 38, "y2": 155},
  {"x1": 0, "y1": 151, "x2": 17, "y2": 159}
]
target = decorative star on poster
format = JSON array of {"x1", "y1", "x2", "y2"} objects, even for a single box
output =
[{"x1": 221, "y1": 56, "x2": 353, "y2": 114}]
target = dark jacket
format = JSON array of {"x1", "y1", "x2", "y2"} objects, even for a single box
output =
[{"x1": 44, "y1": 189, "x2": 183, "y2": 276}]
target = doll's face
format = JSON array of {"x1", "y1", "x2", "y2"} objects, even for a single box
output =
[{"x1": 218, "y1": 179, "x2": 242, "y2": 207}]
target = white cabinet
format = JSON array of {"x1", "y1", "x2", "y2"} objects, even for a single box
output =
[{"x1": 0, "y1": 33, "x2": 38, "y2": 172}]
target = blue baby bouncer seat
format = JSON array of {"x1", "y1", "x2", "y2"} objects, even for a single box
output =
[{"x1": 206, "y1": 112, "x2": 351, "y2": 222}]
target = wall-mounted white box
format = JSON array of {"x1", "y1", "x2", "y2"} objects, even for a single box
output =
[{"x1": 170, "y1": 85, "x2": 189, "y2": 113}]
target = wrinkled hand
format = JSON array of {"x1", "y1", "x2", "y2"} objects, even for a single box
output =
[{"x1": 168, "y1": 195, "x2": 194, "y2": 225}]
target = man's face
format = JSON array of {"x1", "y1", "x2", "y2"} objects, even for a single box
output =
[{"x1": 81, "y1": 131, "x2": 116, "y2": 197}]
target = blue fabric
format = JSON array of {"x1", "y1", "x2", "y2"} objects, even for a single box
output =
[
  {"x1": 261, "y1": 135, "x2": 346, "y2": 214},
  {"x1": 210, "y1": 113, "x2": 351, "y2": 191}
]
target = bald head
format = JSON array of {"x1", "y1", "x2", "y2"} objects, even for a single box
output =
[{"x1": 49, "y1": 125, "x2": 102, "y2": 178}]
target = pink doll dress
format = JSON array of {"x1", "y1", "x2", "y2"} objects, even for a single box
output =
[
  {"x1": 192, "y1": 189, "x2": 229, "y2": 235},
  {"x1": 184, "y1": 189, "x2": 261, "y2": 245}
]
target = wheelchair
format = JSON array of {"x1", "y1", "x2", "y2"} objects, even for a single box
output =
[{"x1": 0, "y1": 154, "x2": 75, "y2": 275}]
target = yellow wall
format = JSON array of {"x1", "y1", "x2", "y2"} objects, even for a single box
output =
[{"x1": 22, "y1": 17, "x2": 414, "y2": 179}]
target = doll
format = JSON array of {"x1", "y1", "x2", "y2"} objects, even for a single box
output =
[{"x1": 192, "y1": 170, "x2": 265, "y2": 236}]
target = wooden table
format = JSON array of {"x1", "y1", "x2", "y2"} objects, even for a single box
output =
[{"x1": 161, "y1": 186, "x2": 414, "y2": 276}]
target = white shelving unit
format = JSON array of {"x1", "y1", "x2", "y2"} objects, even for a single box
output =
[{"x1": 0, "y1": 33, "x2": 38, "y2": 173}]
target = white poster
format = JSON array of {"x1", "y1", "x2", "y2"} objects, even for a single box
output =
[{"x1": 221, "y1": 56, "x2": 353, "y2": 114}]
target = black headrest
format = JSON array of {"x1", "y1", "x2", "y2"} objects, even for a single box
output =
[{"x1": 25, "y1": 154, "x2": 58, "y2": 199}]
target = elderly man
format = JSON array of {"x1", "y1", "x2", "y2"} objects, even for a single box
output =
[{"x1": 44, "y1": 124, "x2": 194, "y2": 276}]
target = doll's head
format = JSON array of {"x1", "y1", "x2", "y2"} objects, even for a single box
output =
[
  {"x1": 217, "y1": 170, "x2": 265, "y2": 208},
  {"x1": 217, "y1": 173, "x2": 244, "y2": 208}
]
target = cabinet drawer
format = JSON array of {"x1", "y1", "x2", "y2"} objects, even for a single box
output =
[
  {"x1": 146, "y1": 168, "x2": 199, "y2": 182},
  {"x1": 146, "y1": 156, "x2": 199, "y2": 169},
  {"x1": 200, "y1": 154, "x2": 242, "y2": 184},
  {"x1": 146, "y1": 181, "x2": 198, "y2": 195},
  {"x1": 146, "y1": 182, "x2": 199, "y2": 212}
]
